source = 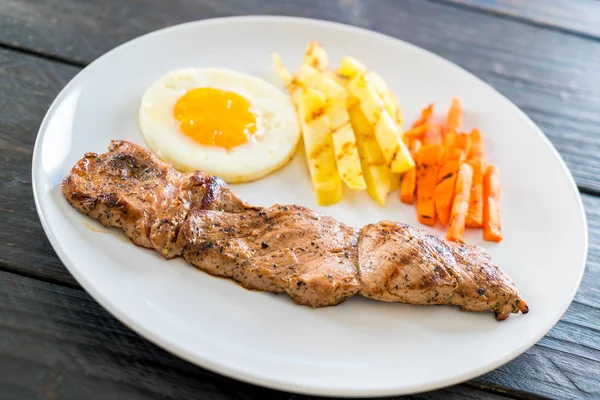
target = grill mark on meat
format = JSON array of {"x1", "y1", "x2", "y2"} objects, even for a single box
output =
[
  {"x1": 62, "y1": 140, "x2": 528, "y2": 319},
  {"x1": 359, "y1": 222, "x2": 459, "y2": 306},
  {"x1": 359, "y1": 222, "x2": 528, "y2": 319},
  {"x1": 63, "y1": 140, "x2": 249, "y2": 258},
  {"x1": 176, "y1": 206, "x2": 360, "y2": 306}
]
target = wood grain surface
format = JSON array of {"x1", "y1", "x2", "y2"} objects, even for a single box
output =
[
  {"x1": 1, "y1": 0, "x2": 600, "y2": 192},
  {"x1": 437, "y1": 0, "x2": 600, "y2": 39},
  {"x1": 0, "y1": 1, "x2": 599, "y2": 399},
  {"x1": 0, "y1": 49, "x2": 79, "y2": 286}
]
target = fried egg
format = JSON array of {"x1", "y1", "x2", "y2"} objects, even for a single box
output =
[{"x1": 139, "y1": 67, "x2": 300, "y2": 183}]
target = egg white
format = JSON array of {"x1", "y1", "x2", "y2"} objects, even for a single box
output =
[{"x1": 139, "y1": 67, "x2": 300, "y2": 183}]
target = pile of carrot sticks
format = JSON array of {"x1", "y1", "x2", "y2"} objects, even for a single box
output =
[{"x1": 400, "y1": 98, "x2": 502, "y2": 243}]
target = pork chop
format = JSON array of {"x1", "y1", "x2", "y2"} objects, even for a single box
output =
[
  {"x1": 62, "y1": 140, "x2": 528, "y2": 319},
  {"x1": 178, "y1": 205, "x2": 360, "y2": 306},
  {"x1": 62, "y1": 140, "x2": 246, "y2": 258},
  {"x1": 358, "y1": 221, "x2": 528, "y2": 319}
]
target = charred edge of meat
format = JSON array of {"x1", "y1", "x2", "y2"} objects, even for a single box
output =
[
  {"x1": 62, "y1": 176, "x2": 98, "y2": 214},
  {"x1": 496, "y1": 299, "x2": 529, "y2": 320},
  {"x1": 190, "y1": 174, "x2": 223, "y2": 209}
]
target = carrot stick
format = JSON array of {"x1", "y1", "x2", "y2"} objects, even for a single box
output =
[
  {"x1": 422, "y1": 124, "x2": 443, "y2": 146},
  {"x1": 434, "y1": 148, "x2": 465, "y2": 227},
  {"x1": 403, "y1": 125, "x2": 427, "y2": 143},
  {"x1": 416, "y1": 145, "x2": 444, "y2": 226},
  {"x1": 400, "y1": 139, "x2": 422, "y2": 204},
  {"x1": 483, "y1": 165, "x2": 503, "y2": 242},
  {"x1": 465, "y1": 157, "x2": 485, "y2": 228},
  {"x1": 453, "y1": 133, "x2": 471, "y2": 156},
  {"x1": 411, "y1": 103, "x2": 435, "y2": 128},
  {"x1": 443, "y1": 131, "x2": 456, "y2": 150},
  {"x1": 468, "y1": 128, "x2": 484, "y2": 159},
  {"x1": 446, "y1": 97, "x2": 462, "y2": 135},
  {"x1": 446, "y1": 163, "x2": 473, "y2": 242}
]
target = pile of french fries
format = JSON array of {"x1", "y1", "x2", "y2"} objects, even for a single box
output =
[
  {"x1": 401, "y1": 99, "x2": 503, "y2": 243},
  {"x1": 272, "y1": 41, "x2": 414, "y2": 206}
]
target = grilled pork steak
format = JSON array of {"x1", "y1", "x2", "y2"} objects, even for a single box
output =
[
  {"x1": 178, "y1": 206, "x2": 359, "y2": 306},
  {"x1": 62, "y1": 140, "x2": 246, "y2": 258},
  {"x1": 62, "y1": 140, "x2": 528, "y2": 319},
  {"x1": 359, "y1": 222, "x2": 528, "y2": 319}
]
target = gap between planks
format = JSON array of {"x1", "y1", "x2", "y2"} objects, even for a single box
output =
[
  {"x1": 0, "y1": 42, "x2": 86, "y2": 68},
  {"x1": 464, "y1": 381, "x2": 549, "y2": 400},
  {"x1": 0, "y1": 260, "x2": 81, "y2": 290},
  {"x1": 579, "y1": 187, "x2": 600, "y2": 197}
]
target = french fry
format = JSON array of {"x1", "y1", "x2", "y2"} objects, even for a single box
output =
[
  {"x1": 295, "y1": 64, "x2": 346, "y2": 100},
  {"x1": 348, "y1": 73, "x2": 414, "y2": 174},
  {"x1": 329, "y1": 102, "x2": 367, "y2": 189},
  {"x1": 446, "y1": 163, "x2": 474, "y2": 242},
  {"x1": 338, "y1": 56, "x2": 403, "y2": 128},
  {"x1": 297, "y1": 89, "x2": 343, "y2": 206},
  {"x1": 345, "y1": 72, "x2": 386, "y2": 124},
  {"x1": 466, "y1": 157, "x2": 485, "y2": 228},
  {"x1": 483, "y1": 165, "x2": 503, "y2": 242},
  {"x1": 416, "y1": 145, "x2": 444, "y2": 226},
  {"x1": 295, "y1": 65, "x2": 366, "y2": 189},
  {"x1": 331, "y1": 73, "x2": 360, "y2": 109},
  {"x1": 400, "y1": 139, "x2": 422, "y2": 204},
  {"x1": 389, "y1": 171, "x2": 401, "y2": 193},
  {"x1": 271, "y1": 51, "x2": 302, "y2": 104},
  {"x1": 349, "y1": 104, "x2": 395, "y2": 205},
  {"x1": 468, "y1": 128, "x2": 484, "y2": 159},
  {"x1": 372, "y1": 75, "x2": 403, "y2": 130},
  {"x1": 337, "y1": 56, "x2": 364, "y2": 79},
  {"x1": 434, "y1": 148, "x2": 466, "y2": 227},
  {"x1": 271, "y1": 51, "x2": 294, "y2": 87},
  {"x1": 446, "y1": 97, "x2": 462, "y2": 135},
  {"x1": 303, "y1": 41, "x2": 328, "y2": 70}
]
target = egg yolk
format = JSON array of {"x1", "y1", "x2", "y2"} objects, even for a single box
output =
[{"x1": 174, "y1": 87, "x2": 257, "y2": 149}]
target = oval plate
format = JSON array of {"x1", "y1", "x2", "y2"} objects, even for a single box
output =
[{"x1": 32, "y1": 16, "x2": 587, "y2": 397}]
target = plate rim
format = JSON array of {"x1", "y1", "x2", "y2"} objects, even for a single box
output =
[{"x1": 31, "y1": 15, "x2": 589, "y2": 397}]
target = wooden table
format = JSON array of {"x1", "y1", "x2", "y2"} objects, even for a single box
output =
[{"x1": 1, "y1": 1, "x2": 599, "y2": 399}]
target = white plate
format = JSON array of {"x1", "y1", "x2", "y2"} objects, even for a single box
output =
[{"x1": 32, "y1": 16, "x2": 587, "y2": 397}]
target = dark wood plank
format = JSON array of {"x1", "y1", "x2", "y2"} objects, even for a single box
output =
[
  {"x1": 1, "y1": 0, "x2": 599, "y2": 192},
  {"x1": 437, "y1": 0, "x2": 600, "y2": 39},
  {"x1": 0, "y1": 48, "x2": 79, "y2": 286},
  {"x1": 0, "y1": 269, "x2": 517, "y2": 400},
  {"x1": 0, "y1": 270, "x2": 286, "y2": 400}
]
